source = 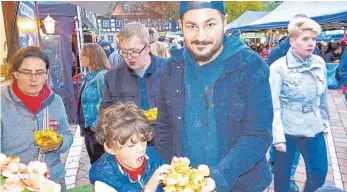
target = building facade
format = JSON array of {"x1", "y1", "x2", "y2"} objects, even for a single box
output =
[{"x1": 97, "y1": 2, "x2": 179, "y2": 47}]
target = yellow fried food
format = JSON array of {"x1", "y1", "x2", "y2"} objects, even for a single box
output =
[
  {"x1": 34, "y1": 129, "x2": 63, "y2": 147},
  {"x1": 163, "y1": 159, "x2": 210, "y2": 192},
  {"x1": 143, "y1": 107, "x2": 158, "y2": 122}
]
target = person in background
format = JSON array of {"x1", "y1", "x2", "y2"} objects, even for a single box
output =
[
  {"x1": 320, "y1": 42, "x2": 330, "y2": 62},
  {"x1": 267, "y1": 17, "x2": 320, "y2": 66},
  {"x1": 325, "y1": 45, "x2": 343, "y2": 63},
  {"x1": 1, "y1": 46, "x2": 73, "y2": 191},
  {"x1": 102, "y1": 22, "x2": 166, "y2": 121},
  {"x1": 339, "y1": 47, "x2": 347, "y2": 102},
  {"x1": 260, "y1": 45, "x2": 269, "y2": 59},
  {"x1": 108, "y1": 38, "x2": 124, "y2": 68},
  {"x1": 169, "y1": 39, "x2": 181, "y2": 52},
  {"x1": 266, "y1": 14, "x2": 321, "y2": 192},
  {"x1": 149, "y1": 28, "x2": 160, "y2": 44},
  {"x1": 150, "y1": 41, "x2": 170, "y2": 59},
  {"x1": 269, "y1": 16, "x2": 329, "y2": 192},
  {"x1": 154, "y1": 1, "x2": 273, "y2": 191},
  {"x1": 98, "y1": 41, "x2": 115, "y2": 58},
  {"x1": 77, "y1": 43, "x2": 111, "y2": 164}
]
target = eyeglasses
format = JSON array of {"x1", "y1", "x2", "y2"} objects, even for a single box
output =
[
  {"x1": 118, "y1": 44, "x2": 147, "y2": 59},
  {"x1": 17, "y1": 70, "x2": 47, "y2": 78}
]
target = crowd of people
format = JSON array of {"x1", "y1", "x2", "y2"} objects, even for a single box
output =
[
  {"x1": 249, "y1": 38, "x2": 346, "y2": 65},
  {"x1": 2, "y1": 1, "x2": 347, "y2": 192}
]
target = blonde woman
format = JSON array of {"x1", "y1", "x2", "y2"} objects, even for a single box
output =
[
  {"x1": 150, "y1": 41, "x2": 170, "y2": 58},
  {"x1": 269, "y1": 17, "x2": 329, "y2": 191},
  {"x1": 77, "y1": 43, "x2": 111, "y2": 164}
]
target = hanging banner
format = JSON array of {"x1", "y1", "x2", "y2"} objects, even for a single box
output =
[{"x1": 17, "y1": 1, "x2": 40, "y2": 48}]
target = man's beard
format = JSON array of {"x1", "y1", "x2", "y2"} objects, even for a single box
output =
[{"x1": 185, "y1": 37, "x2": 223, "y2": 63}]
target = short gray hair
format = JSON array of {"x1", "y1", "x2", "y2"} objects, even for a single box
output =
[
  {"x1": 288, "y1": 17, "x2": 321, "y2": 38},
  {"x1": 117, "y1": 22, "x2": 149, "y2": 45}
]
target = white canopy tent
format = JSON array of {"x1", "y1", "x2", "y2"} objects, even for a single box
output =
[
  {"x1": 237, "y1": 1, "x2": 347, "y2": 32},
  {"x1": 69, "y1": 1, "x2": 118, "y2": 16}
]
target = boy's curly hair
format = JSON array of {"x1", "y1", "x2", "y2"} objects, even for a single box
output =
[{"x1": 96, "y1": 102, "x2": 153, "y2": 149}]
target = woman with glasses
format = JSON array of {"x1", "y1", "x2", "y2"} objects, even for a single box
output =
[
  {"x1": 1, "y1": 46, "x2": 73, "y2": 191},
  {"x1": 269, "y1": 17, "x2": 329, "y2": 191},
  {"x1": 77, "y1": 43, "x2": 111, "y2": 164}
]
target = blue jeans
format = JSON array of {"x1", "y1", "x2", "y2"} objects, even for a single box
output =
[
  {"x1": 269, "y1": 146, "x2": 300, "y2": 181},
  {"x1": 274, "y1": 132, "x2": 328, "y2": 192}
]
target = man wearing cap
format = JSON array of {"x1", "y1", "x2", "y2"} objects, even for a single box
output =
[{"x1": 154, "y1": 1, "x2": 273, "y2": 191}]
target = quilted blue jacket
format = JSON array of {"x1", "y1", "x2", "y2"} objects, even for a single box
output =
[{"x1": 89, "y1": 147, "x2": 163, "y2": 191}]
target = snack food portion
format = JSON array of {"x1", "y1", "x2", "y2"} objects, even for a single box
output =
[
  {"x1": 143, "y1": 107, "x2": 158, "y2": 123},
  {"x1": 34, "y1": 129, "x2": 63, "y2": 151},
  {"x1": 163, "y1": 159, "x2": 210, "y2": 192}
]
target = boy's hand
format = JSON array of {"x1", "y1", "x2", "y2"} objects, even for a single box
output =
[
  {"x1": 201, "y1": 177, "x2": 216, "y2": 192},
  {"x1": 144, "y1": 164, "x2": 172, "y2": 192}
]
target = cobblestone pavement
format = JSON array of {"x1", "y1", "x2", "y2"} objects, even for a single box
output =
[{"x1": 62, "y1": 89, "x2": 347, "y2": 191}]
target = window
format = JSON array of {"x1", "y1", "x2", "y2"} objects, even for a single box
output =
[
  {"x1": 123, "y1": 4, "x2": 129, "y2": 13},
  {"x1": 111, "y1": 23, "x2": 115, "y2": 27},
  {"x1": 97, "y1": 19, "x2": 101, "y2": 23},
  {"x1": 111, "y1": 28, "x2": 115, "y2": 32},
  {"x1": 108, "y1": 35, "x2": 114, "y2": 42},
  {"x1": 102, "y1": 29, "x2": 106, "y2": 32},
  {"x1": 111, "y1": 19, "x2": 115, "y2": 22},
  {"x1": 103, "y1": 20, "x2": 110, "y2": 28},
  {"x1": 107, "y1": 29, "x2": 110, "y2": 32},
  {"x1": 101, "y1": 36, "x2": 105, "y2": 40}
]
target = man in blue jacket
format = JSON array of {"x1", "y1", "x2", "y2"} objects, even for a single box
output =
[
  {"x1": 154, "y1": 2, "x2": 273, "y2": 191},
  {"x1": 339, "y1": 48, "x2": 347, "y2": 102}
]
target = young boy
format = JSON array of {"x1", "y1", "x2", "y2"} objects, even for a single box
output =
[{"x1": 89, "y1": 102, "x2": 171, "y2": 192}]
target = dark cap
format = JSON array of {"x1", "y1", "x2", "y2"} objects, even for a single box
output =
[{"x1": 179, "y1": 1, "x2": 225, "y2": 18}]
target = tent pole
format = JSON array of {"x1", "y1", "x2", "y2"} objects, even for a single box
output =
[
  {"x1": 5, "y1": 1, "x2": 19, "y2": 64},
  {"x1": 74, "y1": 17, "x2": 81, "y2": 109},
  {"x1": 76, "y1": 6, "x2": 85, "y2": 74}
]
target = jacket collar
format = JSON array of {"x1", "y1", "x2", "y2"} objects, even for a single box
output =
[
  {"x1": 126, "y1": 53, "x2": 157, "y2": 76},
  {"x1": 286, "y1": 50, "x2": 323, "y2": 71},
  {"x1": 7, "y1": 84, "x2": 55, "y2": 113}
]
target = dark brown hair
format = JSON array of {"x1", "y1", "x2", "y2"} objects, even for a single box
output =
[
  {"x1": 81, "y1": 43, "x2": 111, "y2": 71},
  {"x1": 96, "y1": 102, "x2": 153, "y2": 149},
  {"x1": 9, "y1": 46, "x2": 49, "y2": 79}
]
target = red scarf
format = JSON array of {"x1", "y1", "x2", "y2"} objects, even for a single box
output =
[
  {"x1": 114, "y1": 156, "x2": 147, "y2": 181},
  {"x1": 12, "y1": 80, "x2": 51, "y2": 115}
]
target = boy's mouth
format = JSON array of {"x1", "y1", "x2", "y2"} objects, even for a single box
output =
[{"x1": 136, "y1": 156, "x2": 144, "y2": 163}]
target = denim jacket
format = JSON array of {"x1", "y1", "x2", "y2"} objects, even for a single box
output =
[
  {"x1": 80, "y1": 70, "x2": 107, "y2": 128},
  {"x1": 154, "y1": 33, "x2": 273, "y2": 191},
  {"x1": 269, "y1": 50, "x2": 330, "y2": 144}
]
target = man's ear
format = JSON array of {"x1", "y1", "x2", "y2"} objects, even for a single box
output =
[
  {"x1": 223, "y1": 14, "x2": 228, "y2": 30},
  {"x1": 178, "y1": 19, "x2": 182, "y2": 30}
]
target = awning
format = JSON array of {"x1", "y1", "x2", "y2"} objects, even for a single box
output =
[
  {"x1": 68, "y1": 1, "x2": 118, "y2": 17},
  {"x1": 237, "y1": 1, "x2": 347, "y2": 32},
  {"x1": 226, "y1": 11, "x2": 269, "y2": 32}
]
